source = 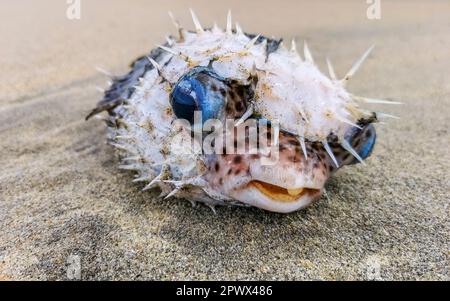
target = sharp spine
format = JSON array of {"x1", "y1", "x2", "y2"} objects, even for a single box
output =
[
  {"x1": 165, "y1": 36, "x2": 174, "y2": 46},
  {"x1": 342, "y1": 45, "x2": 375, "y2": 85},
  {"x1": 299, "y1": 136, "x2": 308, "y2": 160},
  {"x1": 150, "y1": 159, "x2": 172, "y2": 168},
  {"x1": 133, "y1": 86, "x2": 145, "y2": 92},
  {"x1": 122, "y1": 156, "x2": 141, "y2": 162},
  {"x1": 93, "y1": 115, "x2": 107, "y2": 121},
  {"x1": 345, "y1": 103, "x2": 364, "y2": 119},
  {"x1": 250, "y1": 62, "x2": 258, "y2": 78},
  {"x1": 376, "y1": 112, "x2": 400, "y2": 119},
  {"x1": 235, "y1": 104, "x2": 254, "y2": 126},
  {"x1": 158, "y1": 45, "x2": 190, "y2": 63},
  {"x1": 291, "y1": 39, "x2": 302, "y2": 60},
  {"x1": 291, "y1": 39, "x2": 297, "y2": 53},
  {"x1": 157, "y1": 190, "x2": 169, "y2": 198},
  {"x1": 336, "y1": 114, "x2": 363, "y2": 129},
  {"x1": 132, "y1": 176, "x2": 151, "y2": 183},
  {"x1": 158, "y1": 44, "x2": 178, "y2": 56},
  {"x1": 273, "y1": 125, "x2": 279, "y2": 147},
  {"x1": 322, "y1": 140, "x2": 339, "y2": 168},
  {"x1": 352, "y1": 95, "x2": 403, "y2": 105},
  {"x1": 142, "y1": 165, "x2": 170, "y2": 191},
  {"x1": 142, "y1": 176, "x2": 162, "y2": 191},
  {"x1": 118, "y1": 164, "x2": 141, "y2": 171},
  {"x1": 303, "y1": 41, "x2": 314, "y2": 63},
  {"x1": 326, "y1": 57, "x2": 337, "y2": 80},
  {"x1": 168, "y1": 11, "x2": 180, "y2": 31},
  {"x1": 245, "y1": 34, "x2": 260, "y2": 49},
  {"x1": 147, "y1": 56, "x2": 162, "y2": 71},
  {"x1": 147, "y1": 56, "x2": 172, "y2": 83},
  {"x1": 164, "y1": 187, "x2": 181, "y2": 199},
  {"x1": 341, "y1": 140, "x2": 365, "y2": 165},
  {"x1": 189, "y1": 9, "x2": 204, "y2": 34},
  {"x1": 207, "y1": 205, "x2": 217, "y2": 214},
  {"x1": 110, "y1": 143, "x2": 135, "y2": 153},
  {"x1": 226, "y1": 10, "x2": 232, "y2": 35},
  {"x1": 295, "y1": 103, "x2": 309, "y2": 122},
  {"x1": 95, "y1": 66, "x2": 114, "y2": 77},
  {"x1": 235, "y1": 23, "x2": 243, "y2": 35},
  {"x1": 117, "y1": 118, "x2": 135, "y2": 128},
  {"x1": 168, "y1": 11, "x2": 184, "y2": 41}
]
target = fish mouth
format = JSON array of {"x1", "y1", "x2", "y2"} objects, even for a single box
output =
[{"x1": 249, "y1": 180, "x2": 319, "y2": 203}]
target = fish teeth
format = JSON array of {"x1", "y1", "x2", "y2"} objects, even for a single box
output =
[{"x1": 287, "y1": 188, "x2": 304, "y2": 196}]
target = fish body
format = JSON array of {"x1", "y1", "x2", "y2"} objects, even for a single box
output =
[{"x1": 88, "y1": 11, "x2": 397, "y2": 213}]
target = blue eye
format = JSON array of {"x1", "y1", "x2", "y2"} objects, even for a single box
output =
[
  {"x1": 170, "y1": 67, "x2": 228, "y2": 124},
  {"x1": 358, "y1": 124, "x2": 376, "y2": 160},
  {"x1": 344, "y1": 123, "x2": 377, "y2": 164}
]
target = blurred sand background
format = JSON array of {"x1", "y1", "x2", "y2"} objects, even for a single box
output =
[{"x1": 0, "y1": 0, "x2": 449, "y2": 280}]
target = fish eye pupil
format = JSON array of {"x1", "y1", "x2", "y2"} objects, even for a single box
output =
[
  {"x1": 170, "y1": 81, "x2": 198, "y2": 123},
  {"x1": 170, "y1": 67, "x2": 228, "y2": 125}
]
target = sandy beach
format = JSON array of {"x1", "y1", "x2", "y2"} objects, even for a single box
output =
[{"x1": 0, "y1": 0, "x2": 448, "y2": 280}]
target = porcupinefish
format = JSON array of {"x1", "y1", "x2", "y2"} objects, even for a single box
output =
[{"x1": 87, "y1": 10, "x2": 400, "y2": 213}]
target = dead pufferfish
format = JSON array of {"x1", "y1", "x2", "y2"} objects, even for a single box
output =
[{"x1": 87, "y1": 11, "x2": 400, "y2": 213}]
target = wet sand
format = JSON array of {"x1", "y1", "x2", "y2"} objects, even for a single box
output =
[{"x1": 0, "y1": 0, "x2": 448, "y2": 280}]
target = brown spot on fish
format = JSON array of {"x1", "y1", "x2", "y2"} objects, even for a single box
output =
[
  {"x1": 235, "y1": 101, "x2": 244, "y2": 112},
  {"x1": 233, "y1": 156, "x2": 242, "y2": 164}
]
